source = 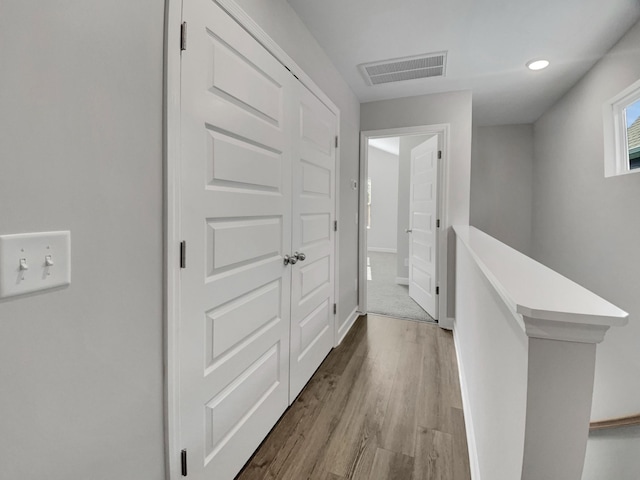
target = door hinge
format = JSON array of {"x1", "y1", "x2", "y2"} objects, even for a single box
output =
[
  {"x1": 335, "y1": 136, "x2": 339, "y2": 149},
  {"x1": 180, "y1": 22, "x2": 187, "y2": 51},
  {"x1": 436, "y1": 219, "x2": 441, "y2": 228},
  {"x1": 436, "y1": 286, "x2": 440, "y2": 295},
  {"x1": 181, "y1": 449, "x2": 188, "y2": 476},
  {"x1": 333, "y1": 303, "x2": 337, "y2": 315},
  {"x1": 180, "y1": 241, "x2": 186, "y2": 269},
  {"x1": 438, "y1": 150, "x2": 442, "y2": 159},
  {"x1": 334, "y1": 220, "x2": 338, "y2": 232}
]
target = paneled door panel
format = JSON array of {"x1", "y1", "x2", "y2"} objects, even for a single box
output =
[
  {"x1": 179, "y1": 1, "x2": 293, "y2": 479},
  {"x1": 408, "y1": 136, "x2": 439, "y2": 319},
  {"x1": 289, "y1": 82, "x2": 337, "y2": 401}
]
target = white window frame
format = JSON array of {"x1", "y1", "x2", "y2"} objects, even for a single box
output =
[{"x1": 603, "y1": 77, "x2": 640, "y2": 177}]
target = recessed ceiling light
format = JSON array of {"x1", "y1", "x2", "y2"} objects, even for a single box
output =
[{"x1": 526, "y1": 59, "x2": 550, "y2": 71}]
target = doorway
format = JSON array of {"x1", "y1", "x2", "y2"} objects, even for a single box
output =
[{"x1": 359, "y1": 126, "x2": 449, "y2": 323}]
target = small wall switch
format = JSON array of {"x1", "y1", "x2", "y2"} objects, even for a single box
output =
[{"x1": 0, "y1": 231, "x2": 71, "y2": 299}]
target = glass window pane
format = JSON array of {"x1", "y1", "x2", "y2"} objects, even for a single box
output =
[{"x1": 625, "y1": 98, "x2": 640, "y2": 170}]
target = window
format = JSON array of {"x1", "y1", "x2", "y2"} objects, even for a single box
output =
[
  {"x1": 604, "y1": 78, "x2": 640, "y2": 177},
  {"x1": 625, "y1": 98, "x2": 640, "y2": 170}
]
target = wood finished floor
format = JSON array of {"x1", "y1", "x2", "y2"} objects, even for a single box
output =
[{"x1": 236, "y1": 315, "x2": 472, "y2": 480}]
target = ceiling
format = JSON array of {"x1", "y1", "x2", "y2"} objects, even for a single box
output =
[
  {"x1": 369, "y1": 137, "x2": 400, "y2": 155},
  {"x1": 287, "y1": 0, "x2": 640, "y2": 125}
]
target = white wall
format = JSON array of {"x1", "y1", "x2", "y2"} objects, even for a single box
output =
[
  {"x1": 531, "y1": 19, "x2": 640, "y2": 421},
  {"x1": 583, "y1": 426, "x2": 640, "y2": 480},
  {"x1": 396, "y1": 135, "x2": 433, "y2": 279},
  {"x1": 234, "y1": 0, "x2": 361, "y2": 324},
  {"x1": 361, "y1": 91, "x2": 473, "y2": 319},
  {"x1": 367, "y1": 146, "x2": 399, "y2": 252},
  {"x1": 454, "y1": 236, "x2": 528, "y2": 479},
  {"x1": 0, "y1": 1, "x2": 165, "y2": 479},
  {"x1": 471, "y1": 125, "x2": 534, "y2": 255}
]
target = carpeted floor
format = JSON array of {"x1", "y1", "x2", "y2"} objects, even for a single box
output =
[{"x1": 366, "y1": 251, "x2": 436, "y2": 323}]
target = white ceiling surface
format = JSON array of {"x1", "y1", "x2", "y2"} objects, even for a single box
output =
[
  {"x1": 286, "y1": 0, "x2": 640, "y2": 125},
  {"x1": 369, "y1": 137, "x2": 400, "y2": 155}
]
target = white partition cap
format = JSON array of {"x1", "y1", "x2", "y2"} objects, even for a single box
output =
[{"x1": 454, "y1": 226, "x2": 628, "y2": 343}]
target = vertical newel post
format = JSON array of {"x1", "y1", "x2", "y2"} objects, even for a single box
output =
[{"x1": 520, "y1": 317, "x2": 609, "y2": 480}]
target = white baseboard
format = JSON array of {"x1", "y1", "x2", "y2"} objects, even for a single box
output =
[
  {"x1": 367, "y1": 247, "x2": 397, "y2": 253},
  {"x1": 439, "y1": 316, "x2": 455, "y2": 330},
  {"x1": 453, "y1": 323, "x2": 481, "y2": 480},
  {"x1": 395, "y1": 277, "x2": 409, "y2": 285},
  {"x1": 336, "y1": 307, "x2": 359, "y2": 346}
]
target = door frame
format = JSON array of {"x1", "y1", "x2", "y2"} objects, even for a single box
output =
[
  {"x1": 358, "y1": 125, "x2": 450, "y2": 326},
  {"x1": 164, "y1": 1, "x2": 341, "y2": 478}
]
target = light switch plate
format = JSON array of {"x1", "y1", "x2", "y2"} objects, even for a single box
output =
[{"x1": 0, "y1": 231, "x2": 71, "y2": 299}]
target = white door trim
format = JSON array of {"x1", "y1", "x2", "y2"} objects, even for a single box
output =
[
  {"x1": 164, "y1": 1, "x2": 182, "y2": 478},
  {"x1": 359, "y1": 125, "x2": 451, "y2": 326},
  {"x1": 164, "y1": 1, "x2": 341, "y2": 478}
]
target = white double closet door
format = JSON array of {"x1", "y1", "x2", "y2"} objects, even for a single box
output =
[{"x1": 178, "y1": 1, "x2": 337, "y2": 479}]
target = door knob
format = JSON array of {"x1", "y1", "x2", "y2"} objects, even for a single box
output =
[
  {"x1": 294, "y1": 251, "x2": 306, "y2": 262},
  {"x1": 405, "y1": 228, "x2": 413, "y2": 233},
  {"x1": 284, "y1": 254, "x2": 298, "y2": 265}
]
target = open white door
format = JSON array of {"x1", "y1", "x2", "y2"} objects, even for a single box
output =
[
  {"x1": 289, "y1": 81, "x2": 337, "y2": 401},
  {"x1": 179, "y1": 1, "x2": 292, "y2": 478},
  {"x1": 408, "y1": 136, "x2": 439, "y2": 319}
]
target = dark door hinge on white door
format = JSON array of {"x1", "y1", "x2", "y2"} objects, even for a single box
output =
[
  {"x1": 180, "y1": 241, "x2": 186, "y2": 269},
  {"x1": 335, "y1": 136, "x2": 339, "y2": 148},
  {"x1": 438, "y1": 150, "x2": 442, "y2": 159},
  {"x1": 333, "y1": 303, "x2": 337, "y2": 315},
  {"x1": 436, "y1": 219, "x2": 440, "y2": 228},
  {"x1": 181, "y1": 449, "x2": 188, "y2": 476},
  {"x1": 180, "y1": 22, "x2": 187, "y2": 51},
  {"x1": 334, "y1": 220, "x2": 338, "y2": 232},
  {"x1": 283, "y1": 65, "x2": 299, "y2": 80},
  {"x1": 436, "y1": 286, "x2": 440, "y2": 295}
]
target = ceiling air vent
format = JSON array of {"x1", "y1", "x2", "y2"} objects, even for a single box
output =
[{"x1": 358, "y1": 52, "x2": 447, "y2": 86}]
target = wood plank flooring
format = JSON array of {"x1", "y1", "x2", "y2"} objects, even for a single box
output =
[{"x1": 236, "y1": 315, "x2": 471, "y2": 480}]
